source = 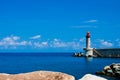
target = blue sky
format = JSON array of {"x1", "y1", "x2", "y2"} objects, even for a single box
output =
[{"x1": 0, "y1": 0, "x2": 120, "y2": 52}]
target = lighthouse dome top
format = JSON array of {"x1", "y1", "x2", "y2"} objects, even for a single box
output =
[{"x1": 86, "y1": 31, "x2": 90, "y2": 38}]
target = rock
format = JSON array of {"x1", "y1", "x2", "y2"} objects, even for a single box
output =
[
  {"x1": 0, "y1": 71, "x2": 75, "y2": 80},
  {"x1": 79, "y1": 74, "x2": 107, "y2": 80},
  {"x1": 96, "y1": 63, "x2": 120, "y2": 77},
  {"x1": 109, "y1": 63, "x2": 120, "y2": 77},
  {"x1": 104, "y1": 66, "x2": 111, "y2": 71},
  {"x1": 73, "y1": 52, "x2": 82, "y2": 57},
  {"x1": 95, "y1": 71, "x2": 105, "y2": 75}
]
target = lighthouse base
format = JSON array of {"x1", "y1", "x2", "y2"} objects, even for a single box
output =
[{"x1": 85, "y1": 48, "x2": 94, "y2": 57}]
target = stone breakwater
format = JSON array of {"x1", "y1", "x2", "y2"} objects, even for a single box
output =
[
  {"x1": 0, "y1": 71, "x2": 75, "y2": 80},
  {"x1": 96, "y1": 63, "x2": 120, "y2": 77}
]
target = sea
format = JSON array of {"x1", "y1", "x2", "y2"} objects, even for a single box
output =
[{"x1": 0, "y1": 52, "x2": 120, "y2": 80}]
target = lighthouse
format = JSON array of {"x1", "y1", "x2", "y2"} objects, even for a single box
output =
[
  {"x1": 86, "y1": 31, "x2": 91, "y2": 49},
  {"x1": 84, "y1": 31, "x2": 93, "y2": 57}
]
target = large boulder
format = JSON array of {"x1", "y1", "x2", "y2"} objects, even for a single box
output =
[
  {"x1": 104, "y1": 66, "x2": 111, "y2": 71},
  {"x1": 79, "y1": 74, "x2": 107, "y2": 80},
  {"x1": 110, "y1": 63, "x2": 120, "y2": 77},
  {"x1": 0, "y1": 71, "x2": 75, "y2": 80},
  {"x1": 96, "y1": 63, "x2": 120, "y2": 77}
]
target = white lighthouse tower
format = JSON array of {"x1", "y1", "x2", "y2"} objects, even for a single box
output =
[{"x1": 84, "y1": 31, "x2": 93, "y2": 57}]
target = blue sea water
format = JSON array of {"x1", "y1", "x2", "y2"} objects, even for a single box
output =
[{"x1": 0, "y1": 52, "x2": 120, "y2": 80}]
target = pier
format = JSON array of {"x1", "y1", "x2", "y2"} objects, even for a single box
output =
[
  {"x1": 81, "y1": 32, "x2": 120, "y2": 58},
  {"x1": 94, "y1": 48, "x2": 120, "y2": 57}
]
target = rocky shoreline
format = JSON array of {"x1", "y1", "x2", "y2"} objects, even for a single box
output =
[
  {"x1": 96, "y1": 63, "x2": 120, "y2": 78},
  {"x1": 0, "y1": 70, "x2": 108, "y2": 80}
]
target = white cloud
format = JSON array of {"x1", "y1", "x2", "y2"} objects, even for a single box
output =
[
  {"x1": 80, "y1": 37, "x2": 85, "y2": 42},
  {"x1": 30, "y1": 35, "x2": 41, "y2": 39},
  {"x1": 0, "y1": 35, "x2": 84, "y2": 50},
  {"x1": 72, "y1": 25, "x2": 97, "y2": 28},
  {"x1": 118, "y1": 42, "x2": 120, "y2": 47},
  {"x1": 84, "y1": 19, "x2": 98, "y2": 23},
  {"x1": 67, "y1": 42, "x2": 81, "y2": 49},
  {"x1": 115, "y1": 39, "x2": 119, "y2": 42},
  {"x1": 41, "y1": 42, "x2": 48, "y2": 45},
  {"x1": 34, "y1": 42, "x2": 42, "y2": 48},
  {"x1": 12, "y1": 36, "x2": 20, "y2": 40},
  {"x1": 99, "y1": 39, "x2": 113, "y2": 47},
  {"x1": 115, "y1": 39, "x2": 120, "y2": 47},
  {"x1": 71, "y1": 19, "x2": 98, "y2": 29},
  {"x1": 16, "y1": 41, "x2": 29, "y2": 46},
  {"x1": 51, "y1": 39, "x2": 67, "y2": 48},
  {"x1": 33, "y1": 41, "x2": 48, "y2": 48},
  {"x1": 49, "y1": 38, "x2": 81, "y2": 49},
  {"x1": 1, "y1": 36, "x2": 20, "y2": 47},
  {"x1": 0, "y1": 36, "x2": 31, "y2": 49},
  {"x1": 3, "y1": 36, "x2": 20, "y2": 42}
]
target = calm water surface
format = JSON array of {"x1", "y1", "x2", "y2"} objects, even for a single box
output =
[{"x1": 0, "y1": 53, "x2": 120, "y2": 80}]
